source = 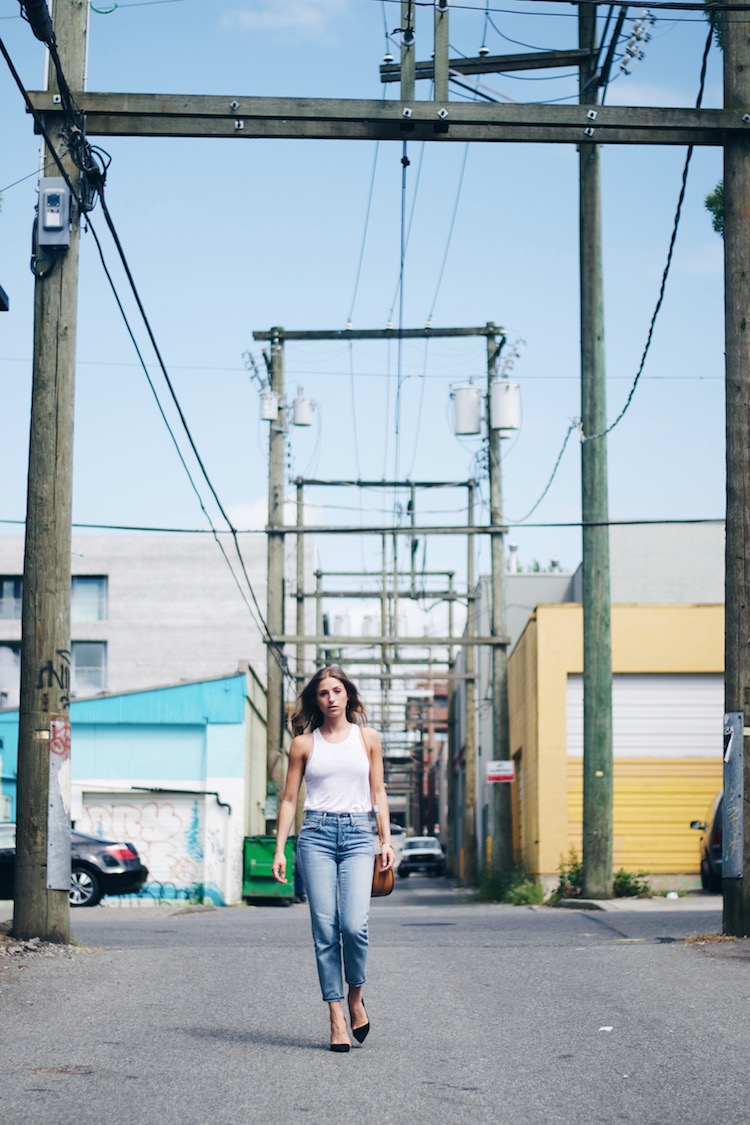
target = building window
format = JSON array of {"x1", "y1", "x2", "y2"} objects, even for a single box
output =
[
  {"x1": 72, "y1": 576, "x2": 108, "y2": 622},
  {"x1": 0, "y1": 642, "x2": 21, "y2": 709},
  {"x1": 71, "y1": 641, "x2": 107, "y2": 695},
  {"x1": 0, "y1": 576, "x2": 108, "y2": 622},
  {"x1": 0, "y1": 577, "x2": 22, "y2": 620}
]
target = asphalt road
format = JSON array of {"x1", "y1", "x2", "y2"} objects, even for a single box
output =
[{"x1": 0, "y1": 881, "x2": 742, "y2": 1125}]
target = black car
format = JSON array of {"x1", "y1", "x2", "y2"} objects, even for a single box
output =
[
  {"x1": 397, "y1": 836, "x2": 446, "y2": 878},
  {"x1": 690, "y1": 792, "x2": 722, "y2": 892},
  {"x1": 0, "y1": 822, "x2": 149, "y2": 907}
]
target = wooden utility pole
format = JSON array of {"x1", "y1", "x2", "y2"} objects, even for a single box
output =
[
  {"x1": 400, "y1": 0, "x2": 415, "y2": 102},
  {"x1": 579, "y1": 6, "x2": 613, "y2": 899},
  {"x1": 14, "y1": 0, "x2": 89, "y2": 943},
  {"x1": 265, "y1": 329, "x2": 286, "y2": 825},
  {"x1": 487, "y1": 325, "x2": 513, "y2": 881},
  {"x1": 296, "y1": 478, "x2": 305, "y2": 694},
  {"x1": 463, "y1": 481, "x2": 477, "y2": 885},
  {"x1": 723, "y1": 0, "x2": 750, "y2": 937}
]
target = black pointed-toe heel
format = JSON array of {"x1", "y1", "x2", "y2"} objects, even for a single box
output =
[
  {"x1": 352, "y1": 1004, "x2": 370, "y2": 1044},
  {"x1": 330, "y1": 1042, "x2": 351, "y2": 1053}
]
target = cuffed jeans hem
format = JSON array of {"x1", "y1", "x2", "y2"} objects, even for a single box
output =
[{"x1": 322, "y1": 978, "x2": 365, "y2": 1002}]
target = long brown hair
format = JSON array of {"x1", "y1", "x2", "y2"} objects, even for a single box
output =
[{"x1": 290, "y1": 666, "x2": 367, "y2": 735}]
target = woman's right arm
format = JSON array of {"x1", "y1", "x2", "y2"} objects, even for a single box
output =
[{"x1": 271, "y1": 735, "x2": 308, "y2": 883}]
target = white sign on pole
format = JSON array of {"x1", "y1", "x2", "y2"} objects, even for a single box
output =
[{"x1": 486, "y1": 760, "x2": 514, "y2": 784}]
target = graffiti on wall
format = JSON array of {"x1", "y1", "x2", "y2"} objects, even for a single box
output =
[{"x1": 81, "y1": 798, "x2": 204, "y2": 889}]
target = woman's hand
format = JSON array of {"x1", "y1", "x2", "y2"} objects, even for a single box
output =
[
  {"x1": 379, "y1": 843, "x2": 395, "y2": 872},
  {"x1": 271, "y1": 851, "x2": 287, "y2": 883}
]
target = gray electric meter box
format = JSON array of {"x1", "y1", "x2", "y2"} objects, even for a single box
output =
[{"x1": 37, "y1": 178, "x2": 72, "y2": 248}]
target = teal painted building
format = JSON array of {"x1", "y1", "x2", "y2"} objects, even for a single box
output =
[{"x1": 0, "y1": 667, "x2": 267, "y2": 905}]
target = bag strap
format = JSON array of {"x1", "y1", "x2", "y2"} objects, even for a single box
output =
[{"x1": 362, "y1": 727, "x2": 386, "y2": 849}]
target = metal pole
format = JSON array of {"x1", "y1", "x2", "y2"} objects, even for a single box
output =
[{"x1": 14, "y1": 0, "x2": 89, "y2": 944}]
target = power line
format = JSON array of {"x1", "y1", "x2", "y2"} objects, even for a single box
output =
[
  {"x1": 508, "y1": 22, "x2": 714, "y2": 522},
  {"x1": 507, "y1": 422, "x2": 578, "y2": 523},
  {"x1": 83, "y1": 217, "x2": 271, "y2": 640},
  {"x1": 486, "y1": 13, "x2": 557, "y2": 51},
  {"x1": 1, "y1": 26, "x2": 293, "y2": 683},
  {"x1": 582, "y1": 22, "x2": 713, "y2": 443},
  {"x1": 2, "y1": 513, "x2": 723, "y2": 533},
  {"x1": 374, "y1": 0, "x2": 748, "y2": 14},
  {"x1": 346, "y1": 141, "x2": 381, "y2": 327},
  {"x1": 0, "y1": 358, "x2": 723, "y2": 381}
]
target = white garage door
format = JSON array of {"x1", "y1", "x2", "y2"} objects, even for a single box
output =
[{"x1": 566, "y1": 673, "x2": 724, "y2": 758}]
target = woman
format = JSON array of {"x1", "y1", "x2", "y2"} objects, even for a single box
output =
[{"x1": 271, "y1": 666, "x2": 395, "y2": 1052}]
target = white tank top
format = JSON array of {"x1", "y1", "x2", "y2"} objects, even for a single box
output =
[{"x1": 303, "y1": 724, "x2": 372, "y2": 813}]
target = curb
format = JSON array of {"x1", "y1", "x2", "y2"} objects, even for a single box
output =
[{"x1": 553, "y1": 895, "x2": 723, "y2": 912}]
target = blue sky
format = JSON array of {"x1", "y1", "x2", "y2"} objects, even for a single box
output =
[{"x1": 0, "y1": 0, "x2": 726, "y2": 603}]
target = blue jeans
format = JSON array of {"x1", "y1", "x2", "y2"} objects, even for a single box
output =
[{"x1": 296, "y1": 811, "x2": 375, "y2": 1003}]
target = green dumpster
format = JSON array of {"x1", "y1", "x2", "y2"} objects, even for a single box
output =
[{"x1": 243, "y1": 836, "x2": 295, "y2": 900}]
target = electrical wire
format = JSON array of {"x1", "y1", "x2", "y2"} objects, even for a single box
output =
[
  {"x1": 1, "y1": 158, "x2": 57, "y2": 194},
  {"x1": 347, "y1": 342, "x2": 363, "y2": 479},
  {"x1": 507, "y1": 422, "x2": 578, "y2": 523},
  {"x1": 347, "y1": 142, "x2": 380, "y2": 327},
  {"x1": 582, "y1": 22, "x2": 713, "y2": 444},
  {"x1": 386, "y1": 142, "x2": 426, "y2": 325},
  {"x1": 394, "y1": 138, "x2": 408, "y2": 487},
  {"x1": 84, "y1": 216, "x2": 270, "y2": 639},
  {"x1": 486, "y1": 12, "x2": 558, "y2": 51},
  {"x1": 93, "y1": 193, "x2": 292, "y2": 680},
  {"x1": 426, "y1": 147, "x2": 470, "y2": 325},
  {"x1": 0, "y1": 515, "x2": 724, "y2": 532},
  {"x1": 406, "y1": 118, "x2": 473, "y2": 478},
  {"x1": 1, "y1": 28, "x2": 294, "y2": 684},
  {"x1": 374, "y1": 0, "x2": 745, "y2": 15},
  {"x1": 507, "y1": 17, "x2": 713, "y2": 521}
]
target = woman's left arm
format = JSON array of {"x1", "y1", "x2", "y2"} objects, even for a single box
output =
[{"x1": 366, "y1": 727, "x2": 395, "y2": 872}]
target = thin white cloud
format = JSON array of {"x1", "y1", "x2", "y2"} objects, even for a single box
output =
[{"x1": 223, "y1": 0, "x2": 348, "y2": 36}]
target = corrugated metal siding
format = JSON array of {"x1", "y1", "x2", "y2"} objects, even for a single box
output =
[
  {"x1": 567, "y1": 674, "x2": 723, "y2": 757},
  {"x1": 69, "y1": 673, "x2": 247, "y2": 726},
  {"x1": 566, "y1": 758, "x2": 722, "y2": 874}
]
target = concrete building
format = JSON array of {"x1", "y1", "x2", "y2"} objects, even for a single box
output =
[{"x1": 0, "y1": 532, "x2": 313, "y2": 705}]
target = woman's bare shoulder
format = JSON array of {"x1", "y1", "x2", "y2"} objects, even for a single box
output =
[{"x1": 290, "y1": 732, "x2": 314, "y2": 757}]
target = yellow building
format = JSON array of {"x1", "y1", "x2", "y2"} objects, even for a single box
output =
[{"x1": 508, "y1": 603, "x2": 724, "y2": 880}]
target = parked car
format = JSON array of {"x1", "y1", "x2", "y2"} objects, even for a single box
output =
[
  {"x1": 690, "y1": 792, "x2": 722, "y2": 892},
  {"x1": 397, "y1": 835, "x2": 446, "y2": 878},
  {"x1": 388, "y1": 822, "x2": 406, "y2": 863},
  {"x1": 0, "y1": 822, "x2": 149, "y2": 907}
]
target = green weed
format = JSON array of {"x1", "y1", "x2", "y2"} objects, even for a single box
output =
[{"x1": 475, "y1": 865, "x2": 544, "y2": 905}]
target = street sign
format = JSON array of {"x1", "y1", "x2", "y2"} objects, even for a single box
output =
[{"x1": 486, "y1": 760, "x2": 514, "y2": 784}]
